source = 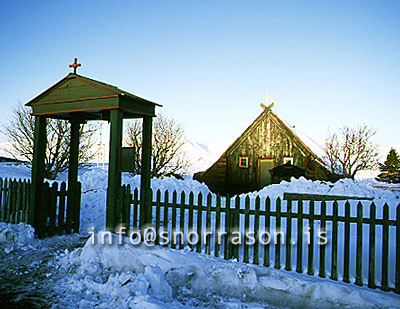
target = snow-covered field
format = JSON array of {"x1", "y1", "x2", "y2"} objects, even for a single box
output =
[{"x1": 1, "y1": 162, "x2": 400, "y2": 307}]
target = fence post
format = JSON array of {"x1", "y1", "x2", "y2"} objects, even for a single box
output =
[{"x1": 58, "y1": 182, "x2": 67, "y2": 235}]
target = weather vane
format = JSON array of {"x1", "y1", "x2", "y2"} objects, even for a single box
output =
[{"x1": 69, "y1": 58, "x2": 81, "y2": 74}]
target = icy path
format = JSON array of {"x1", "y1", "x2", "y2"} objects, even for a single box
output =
[{"x1": 0, "y1": 223, "x2": 86, "y2": 307}]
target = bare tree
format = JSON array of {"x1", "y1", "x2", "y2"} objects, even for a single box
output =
[
  {"x1": 125, "y1": 114, "x2": 190, "y2": 178},
  {"x1": 2, "y1": 103, "x2": 98, "y2": 179},
  {"x1": 324, "y1": 125, "x2": 379, "y2": 178}
]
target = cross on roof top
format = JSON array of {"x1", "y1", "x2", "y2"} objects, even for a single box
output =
[
  {"x1": 262, "y1": 93, "x2": 272, "y2": 105},
  {"x1": 69, "y1": 58, "x2": 81, "y2": 74}
]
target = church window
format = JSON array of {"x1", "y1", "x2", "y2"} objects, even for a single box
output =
[
  {"x1": 239, "y1": 156, "x2": 249, "y2": 168},
  {"x1": 283, "y1": 156, "x2": 294, "y2": 165}
]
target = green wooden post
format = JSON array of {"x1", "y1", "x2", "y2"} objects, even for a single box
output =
[
  {"x1": 382, "y1": 203, "x2": 389, "y2": 291},
  {"x1": 155, "y1": 189, "x2": 161, "y2": 245},
  {"x1": 343, "y1": 201, "x2": 351, "y2": 283},
  {"x1": 106, "y1": 109, "x2": 123, "y2": 231},
  {"x1": 254, "y1": 196, "x2": 260, "y2": 265},
  {"x1": 296, "y1": 200, "x2": 303, "y2": 273},
  {"x1": 368, "y1": 202, "x2": 376, "y2": 289},
  {"x1": 319, "y1": 200, "x2": 326, "y2": 278},
  {"x1": 30, "y1": 116, "x2": 47, "y2": 237},
  {"x1": 163, "y1": 190, "x2": 169, "y2": 247},
  {"x1": 179, "y1": 191, "x2": 186, "y2": 250},
  {"x1": 189, "y1": 192, "x2": 194, "y2": 250},
  {"x1": 275, "y1": 197, "x2": 282, "y2": 269},
  {"x1": 264, "y1": 197, "x2": 271, "y2": 267},
  {"x1": 307, "y1": 200, "x2": 315, "y2": 276},
  {"x1": 68, "y1": 120, "x2": 80, "y2": 233},
  {"x1": 172, "y1": 191, "x2": 177, "y2": 249},
  {"x1": 244, "y1": 196, "x2": 250, "y2": 263},
  {"x1": 215, "y1": 193, "x2": 221, "y2": 257},
  {"x1": 330, "y1": 200, "x2": 339, "y2": 280},
  {"x1": 285, "y1": 199, "x2": 292, "y2": 271},
  {"x1": 141, "y1": 116, "x2": 153, "y2": 226},
  {"x1": 197, "y1": 192, "x2": 203, "y2": 254},
  {"x1": 396, "y1": 203, "x2": 400, "y2": 294},
  {"x1": 355, "y1": 202, "x2": 363, "y2": 286}
]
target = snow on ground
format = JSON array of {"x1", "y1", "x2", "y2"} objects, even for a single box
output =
[
  {"x1": 1, "y1": 163, "x2": 400, "y2": 307},
  {"x1": 1, "y1": 226, "x2": 400, "y2": 308}
]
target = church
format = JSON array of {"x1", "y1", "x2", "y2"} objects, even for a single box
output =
[{"x1": 194, "y1": 103, "x2": 334, "y2": 195}]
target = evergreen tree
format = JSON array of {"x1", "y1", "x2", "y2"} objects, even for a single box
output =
[{"x1": 376, "y1": 148, "x2": 400, "y2": 183}]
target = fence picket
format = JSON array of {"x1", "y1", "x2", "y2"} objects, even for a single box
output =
[
  {"x1": 355, "y1": 202, "x2": 363, "y2": 286},
  {"x1": 330, "y1": 200, "x2": 338, "y2": 281},
  {"x1": 197, "y1": 193, "x2": 203, "y2": 253},
  {"x1": 396, "y1": 204, "x2": 400, "y2": 294},
  {"x1": 296, "y1": 200, "x2": 303, "y2": 273},
  {"x1": 264, "y1": 197, "x2": 271, "y2": 267},
  {"x1": 189, "y1": 192, "x2": 194, "y2": 250},
  {"x1": 368, "y1": 202, "x2": 376, "y2": 289},
  {"x1": 275, "y1": 197, "x2": 282, "y2": 269},
  {"x1": 133, "y1": 188, "x2": 139, "y2": 233},
  {"x1": 382, "y1": 203, "x2": 389, "y2": 291},
  {"x1": 285, "y1": 199, "x2": 292, "y2": 271},
  {"x1": 171, "y1": 191, "x2": 177, "y2": 249},
  {"x1": 223, "y1": 194, "x2": 230, "y2": 260},
  {"x1": 319, "y1": 200, "x2": 326, "y2": 278},
  {"x1": 232, "y1": 195, "x2": 240, "y2": 260},
  {"x1": 343, "y1": 201, "x2": 351, "y2": 283},
  {"x1": 215, "y1": 193, "x2": 221, "y2": 257},
  {"x1": 244, "y1": 196, "x2": 250, "y2": 263},
  {"x1": 206, "y1": 194, "x2": 212, "y2": 255},
  {"x1": 163, "y1": 190, "x2": 169, "y2": 247},
  {"x1": 0, "y1": 179, "x2": 3, "y2": 221},
  {"x1": 58, "y1": 182, "x2": 67, "y2": 235},
  {"x1": 179, "y1": 192, "x2": 186, "y2": 250},
  {"x1": 254, "y1": 196, "x2": 260, "y2": 265},
  {"x1": 307, "y1": 200, "x2": 314, "y2": 276},
  {"x1": 155, "y1": 189, "x2": 161, "y2": 245}
]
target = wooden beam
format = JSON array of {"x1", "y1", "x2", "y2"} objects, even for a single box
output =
[
  {"x1": 106, "y1": 109, "x2": 123, "y2": 231},
  {"x1": 30, "y1": 116, "x2": 47, "y2": 237},
  {"x1": 141, "y1": 116, "x2": 153, "y2": 226}
]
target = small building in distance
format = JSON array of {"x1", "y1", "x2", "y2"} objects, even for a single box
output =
[{"x1": 194, "y1": 104, "x2": 334, "y2": 195}]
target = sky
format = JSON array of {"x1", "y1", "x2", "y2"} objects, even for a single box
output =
[{"x1": 0, "y1": 0, "x2": 399, "y2": 157}]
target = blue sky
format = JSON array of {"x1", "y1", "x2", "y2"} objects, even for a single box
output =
[{"x1": 0, "y1": 0, "x2": 399, "y2": 156}]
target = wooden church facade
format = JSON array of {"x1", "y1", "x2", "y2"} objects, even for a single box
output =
[{"x1": 194, "y1": 108, "x2": 333, "y2": 195}]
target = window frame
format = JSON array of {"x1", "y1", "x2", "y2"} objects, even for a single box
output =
[{"x1": 239, "y1": 156, "x2": 249, "y2": 168}]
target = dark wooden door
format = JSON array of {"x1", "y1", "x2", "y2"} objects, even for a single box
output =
[{"x1": 258, "y1": 159, "x2": 274, "y2": 188}]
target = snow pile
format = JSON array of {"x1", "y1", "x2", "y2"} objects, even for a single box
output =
[
  {"x1": 0, "y1": 222, "x2": 35, "y2": 254},
  {"x1": 55, "y1": 233, "x2": 400, "y2": 308}
]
